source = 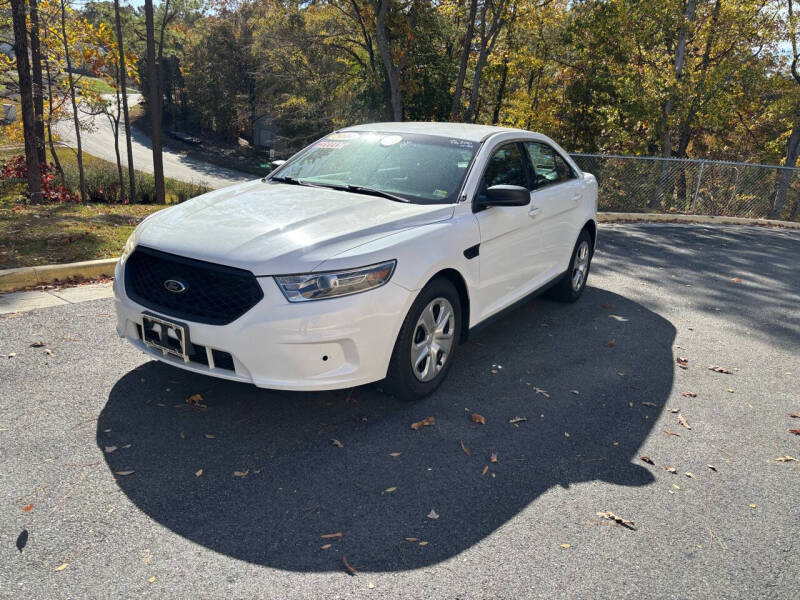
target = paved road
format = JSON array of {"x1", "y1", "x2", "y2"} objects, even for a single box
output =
[
  {"x1": 54, "y1": 94, "x2": 252, "y2": 190},
  {"x1": 1, "y1": 224, "x2": 798, "y2": 599}
]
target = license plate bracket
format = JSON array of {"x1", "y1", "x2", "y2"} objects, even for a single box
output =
[{"x1": 141, "y1": 313, "x2": 191, "y2": 361}]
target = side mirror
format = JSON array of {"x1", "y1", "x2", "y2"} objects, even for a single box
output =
[
  {"x1": 479, "y1": 184, "x2": 530, "y2": 208},
  {"x1": 271, "y1": 159, "x2": 286, "y2": 168}
]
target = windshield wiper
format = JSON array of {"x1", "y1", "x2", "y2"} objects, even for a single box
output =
[
  {"x1": 341, "y1": 184, "x2": 409, "y2": 203},
  {"x1": 268, "y1": 175, "x2": 302, "y2": 185}
]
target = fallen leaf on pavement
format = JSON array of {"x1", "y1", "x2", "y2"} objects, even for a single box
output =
[
  {"x1": 560, "y1": 543, "x2": 571, "y2": 549},
  {"x1": 681, "y1": 392, "x2": 697, "y2": 398},
  {"x1": 405, "y1": 537, "x2": 418, "y2": 542},
  {"x1": 609, "y1": 314, "x2": 628, "y2": 322},
  {"x1": 411, "y1": 416, "x2": 435, "y2": 430},
  {"x1": 678, "y1": 414, "x2": 692, "y2": 430},
  {"x1": 418, "y1": 541, "x2": 428, "y2": 546},
  {"x1": 321, "y1": 532, "x2": 343, "y2": 539},
  {"x1": 731, "y1": 277, "x2": 742, "y2": 283},
  {"x1": 44, "y1": 348, "x2": 53, "y2": 356},
  {"x1": 343, "y1": 555, "x2": 358, "y2": 576},
  {"x1": 186, "y1": 393, "x2": 203, "y2": 404},
  {"x1": 30, "y1": 341, "x2": 46, "y2": 347},
  {"x1": 685, "y1": 472, "x2": 694, "y2": 478},
  {"x1": 789, "y1": 429, "x2": 800, "y2": 435},
  {"x1": 775, "y1": 455, "x2": 797, "y2": 462},
  {"x1": 707, "y1": 464, "x2": 718, "y2": 471},
  {"x1": 384, "y1": 487, "x2": 397, "y2": 493},
  {"x1": 104, "y1": 446, "x2": 117, "y2": 453},
  {"x1": 789, "y1": 413, "x2": 800, "y2": 418},
  {"x1": 54, "y1": 563, "x2": 68, "y2": 571},
  {"x1": 427, "y1": 509, "x2": 439, "y2": 519},
  {"x1": 708, "y1": 365, "x2": 733, "y2": 374},
  {"x1": 471, "y1": 413, "x2": 486, "y2": 425},
  {"x1": 604, "y1": 339, "x2": 615, "y2": 348},
  {"x1": 332, "y1": 439, "x2": 343, "y2": 448},
  {"x1": 642, "y1": 402, "x2": 657, "y2": 407},
  {"x1": 148, "y1": 576, "x2": 156, "y2": 583},
  {"x1": 460, "y1": 441, "x2": 470, "y2": 455},
  {"x1": 749, "y1": 503, "x2": 756, "y2": 508},
  {"x1": 640, "y1": 456, "x2": 655, "y2": 465},
  {"x1": 233, "y1": 469, "x2": 249, "y2": 478},
  {"x1": 534, "y1": 387, "x2": 550, "y2": 398},
  {"x1": 482, "y1": 465, "x2": 488, "y2": 475},
  {"x1": 664, "y1": 430, "x2": 681, "y2": 437},
  {"x1": 508, "y1": 416, "x2": 527, "y2": 424},
  {"x1": 7, "y1": 353, "x2": 16, "y2": 358},
  {"x1": 195, "y1": 469, "x2": 203, "y2": 477},
  {"x1": 389, "y1": 452, "x2": 401, "y2": 457},
  {"x1": 602, "y1": 303, "x2": 612, "y2": 309},
  {"x1": 114, "y1": 470, "x2": 134, "y2": 476},
  {"x1": 22, "y1": 503, "x2": 33, "y2": 512},
  {"x1": 597, "y1": 510, "x2": 637, "y2": 530},
  {"x1": 570, "y1": 389, "x2": 580, "y2": 395},
  {"x1": 665, "y1": 466, "x2": 677, "y2": 473},
  {"x1": 204, "y1": 434, "x2": 215, "y2": 439},
  {"x1": 320, "y1": 544, "x2": 331, "y2": 550},
  {"x1": 490, "y1": 453, "x2": 498, "y2": 463},
  {"x1": 676, "y1": 356, "x2": 689, "y2": 369}
]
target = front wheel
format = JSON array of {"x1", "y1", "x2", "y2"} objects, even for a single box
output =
[
  {"x1": 384, "y1": 278, "x2": 461, "y2": 401},
  {"x1": 547, "y1": 228, "x2": 593, "y2": 303}
]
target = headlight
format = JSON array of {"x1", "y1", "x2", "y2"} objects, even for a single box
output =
[
  {"x1": 119, "y1": 232, "x2": 136, "y2": 263},
  {"x1": 275, "y1": 260, "x2": 397, "y2": 302}
]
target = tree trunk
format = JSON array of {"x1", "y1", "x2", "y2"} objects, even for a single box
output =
[
  {"x1": 771, "y1": 115, "x2": 800, "y2": 220},
  {"x1": 29, "y1": 0, "x2": 45, "y2": 161},
  {"x1": 145, "y1": 0, "x2": 166, "y2": 203},
  {"x1": 11, "y1": 0, "x2": 42, "y2": 202},
  {"x1": 374, "y1": 0, "x2": 403, "y2": 121},
  {"x1": 451, "y1": 0, "x2": 478, "y2": 121},
  {"x1": 650, "y1": 0, "x2": 697, "y2": 209},
  {"x1": 113, "y1": 88, "x2": 125, "y2": 203},
  {"x1": 115, "y1": 0, "x2": 135, "y2": 202},
  {"x1": 44, "y1": 57, "x2": 64, "y2": 183},
  {"x1": 60, "y1": 0, "x2": 87, "y2": 202},
  {"x1": 463, "y1": 0, "x2": 505, "y2": 123}
]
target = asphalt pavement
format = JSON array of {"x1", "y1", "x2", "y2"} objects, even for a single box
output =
[
  {"x1": 54, "y1": 94, "x2": 252, "y2": 190},
  {"x1": 1, "y1": 224, "x2": 798, "y2": 599}
]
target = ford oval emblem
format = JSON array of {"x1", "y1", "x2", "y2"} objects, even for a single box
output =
[{"x1": 164, "y1": 279, "x2": 188, "y2": 294}]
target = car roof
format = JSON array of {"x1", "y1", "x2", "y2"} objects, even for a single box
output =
[{"x1": 340, "y1": 122, "x2": 529, "y2": 142}]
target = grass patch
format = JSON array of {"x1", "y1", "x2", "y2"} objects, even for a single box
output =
[
  {"x1": 0, "y1": 199, "x2": 165, "y2": 268},
  {"x1": 79, "y1": 76, "x2": 116, "y2": 95},
  {"x1": 0, "y1": 148, "x2": 212, "y2": 268}
]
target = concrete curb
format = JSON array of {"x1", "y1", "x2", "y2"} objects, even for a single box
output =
[
  {"x1": 1, "y1": 213, "x2": 797, "y2": 292},
  {"x1": 0, "y1": 258, "x2": 117, "y2": 292},
  {"x1": 598, "y1": 212, "x2": 800, "y2": 229}
]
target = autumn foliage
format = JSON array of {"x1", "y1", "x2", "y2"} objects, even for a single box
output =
[{"x1": 0, "y1": 155, "x2": 79, "y2": 204}]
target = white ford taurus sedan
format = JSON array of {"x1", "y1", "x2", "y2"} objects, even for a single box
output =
[{"x1": 114, "y1": 122, "x2": 597, "y2": 400}]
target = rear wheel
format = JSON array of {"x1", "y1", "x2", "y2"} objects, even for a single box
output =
[
  {"x1": 384, "y1": 278, "x2": 461, "y2": 401},
  {"x1": 547, "y1": 228, "x2": 593, "y2": 303}
]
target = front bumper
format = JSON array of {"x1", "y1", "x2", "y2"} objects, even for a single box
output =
[{"x1": 113, "y1": 259, "x2": 413, "y2": 391}]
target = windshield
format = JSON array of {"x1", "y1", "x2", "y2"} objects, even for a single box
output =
[{"x1": 272, "y1": 131, "x2": 480, "y2": 204}]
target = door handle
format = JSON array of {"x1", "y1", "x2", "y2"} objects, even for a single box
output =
[{"x1": 528, "y1": 206, "x2": 541, "y2": 218}]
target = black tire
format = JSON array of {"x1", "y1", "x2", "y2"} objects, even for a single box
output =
[
  {"x1": 384, "y1": 278, "x2": 462, "y2": 401},
  {"x1": 547, "y1": 228, "x2": 593, "y2": 303}
]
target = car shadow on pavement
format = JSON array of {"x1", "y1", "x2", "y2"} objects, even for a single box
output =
[{"x1": 98, "y1": 287, "x2": 675, "y2": 572}]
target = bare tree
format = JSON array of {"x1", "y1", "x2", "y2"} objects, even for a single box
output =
[
  {"x1": 60, "y1": 0, "x2": 87, "y2": 202},
  {"x1": 463, "y1": 0, "x2": 507, "y2": 123},
  {"x1": 29, "y1": 0, "x2": 46, "y2": 161},
  {"x1": 650, "y1": 0, "x2": 697, "y2": 209},
  {"x1": 145, "y1": 0, "x2": 166, "y2": 203},
  {"x1": 771, "y1": 0, "x2": 800, "y2": 219},
  {"x1": 372, "y1": 0, "x2": 406, "y2": 121},
  {"x1": 10, "y1": 0, "x2": 42, "y2": 202},
  {"x1": 451, "y1": 0, "x2": 478, "y2": 121},
  {"x1": 115, "y1": 0, "x2": 135, "y2": 202}
]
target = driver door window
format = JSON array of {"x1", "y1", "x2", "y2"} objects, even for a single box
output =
[
  {"x1": 482, "y1": 143, "x2": 527, "y2": 190},
  {"x1": 525, "y1": 142, "x2": 574, "y2": 189}
]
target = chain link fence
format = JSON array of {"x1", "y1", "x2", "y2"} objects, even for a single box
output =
[{"x1": 569, "y1": 153, "x2": 800, "y2": 222}]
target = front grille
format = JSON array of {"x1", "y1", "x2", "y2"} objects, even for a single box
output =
[{"x1": 125, "y1": 246, "x2": 264, "y2": 325}]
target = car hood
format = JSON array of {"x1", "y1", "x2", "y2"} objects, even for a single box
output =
[{"x1": 135, "y1": 180, "x2": 455, "y2": 274}]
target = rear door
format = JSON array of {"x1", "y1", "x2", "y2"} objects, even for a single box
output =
[{"x1": 523, "y1": 141, "x2": 584, "y2": 276}]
